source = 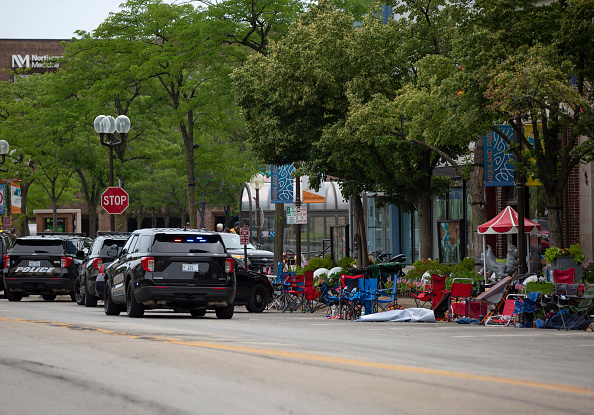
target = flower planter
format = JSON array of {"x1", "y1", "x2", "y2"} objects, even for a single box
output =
[{"x1": 548, "y1": 256, "x2": 581, "y2": 281}]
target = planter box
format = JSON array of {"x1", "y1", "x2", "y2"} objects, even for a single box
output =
[{"x1": 548, "y1": 256, "x2": 581, "y2": 282}]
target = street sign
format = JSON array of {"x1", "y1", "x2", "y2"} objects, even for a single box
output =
[
  {"x1": 101, "y1": 187, "x2": 129, "y2": 214},
  {"x1": 287, "y1": 205, "x2": 307, "y2": 225},
  {"x1": 240, "y1": 226, "x2": 250, "y2": 245}
]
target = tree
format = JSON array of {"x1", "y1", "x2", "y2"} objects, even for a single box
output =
[
  {"x1": 234, "y1": 1, "x2": 472, "y2": 262},
  {"x1": 450, "y1": 0, "x2": 594, "y2": 249},
  {"x1": 90, "y1": 0, "x2": 246, "y2": 229}
]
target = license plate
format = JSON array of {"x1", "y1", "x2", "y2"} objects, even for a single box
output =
[
  {"x1": 29, "y1": 261, "x2": 41, "y2": 267},
  {"x1": 182, "y1": 263, "x2": 200, "y2": 272}
]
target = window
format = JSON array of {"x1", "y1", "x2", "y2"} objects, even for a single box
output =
[{"x1": 151, "y1": 234, "x2": 225, "y2": 254}]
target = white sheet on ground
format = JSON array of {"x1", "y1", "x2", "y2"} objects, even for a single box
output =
[{"x1": 356, "y1": 308, "x2": 436, "y2": 323}]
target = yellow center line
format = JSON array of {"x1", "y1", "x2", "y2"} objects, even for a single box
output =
[{"x1": 2, "y1": 317, "x2": 593, "y2": 396}]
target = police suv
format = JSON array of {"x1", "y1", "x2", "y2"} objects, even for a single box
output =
[{"x1": 3, "y1": 233, "x2": 91, "y2": 302}]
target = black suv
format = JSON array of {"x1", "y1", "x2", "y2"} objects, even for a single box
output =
[
  {"x1": 218, "y1": 232, "x2": 274, "y2": 274},
  {"x1": 103, "y1": 228, "x2": 236, "y2": 318},
  {"x1": 3, "y1": 233, "x2": 92, "y2": 302},
  {"x1": 75, "y1": 232, "x2": 130, "y2": 307},
  {"x1": 0, "y1": 231, "x2": 17, "y2": 296}
]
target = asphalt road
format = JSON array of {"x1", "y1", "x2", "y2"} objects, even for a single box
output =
[{"x1": 0, "y1": 296, "x2": 593, "y2": 415}]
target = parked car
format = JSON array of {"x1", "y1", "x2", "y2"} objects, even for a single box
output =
[
  {"x1": 74, "y1": 232, "x2": 130, "y2": 307},
  {"x1": 0, "y1": 231, "x2": 16, "y2": 296},
  {"x1": 233, "y1": 258, "x2": 273, "y2": 312},
  {"x1": 3, "y1": 233, "x2": 92, "y2": 302},
  {"x1": 218, "y1": 232, "x2": 274, "y2": 274},
  {"x1": 103, "y1": 228, "x2": 236, "y2": 318}
]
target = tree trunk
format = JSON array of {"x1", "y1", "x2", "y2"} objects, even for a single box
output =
[
  {"x1": 274, "y1": 203, "x2": 285, "y2": 272},
  {"x1": 547, "y1": 193, "x2": 564, "y2": 248},
  {"x1": 469, "y1": 137, "x2": 487, "y2": 270},
  {"x1": 416, "y1": 188, "x2": 433, "y2": 260},
  {"x1": 181, "y1": 115, "x2": 197, "y2": 230},
  {"x1": 353, "y1": 195, "x2": 368, "y2": 268},
  {"x1": 18, "y1": 181, "x2": 33, "y2": 236}
]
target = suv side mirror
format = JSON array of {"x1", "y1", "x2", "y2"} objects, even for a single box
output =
[
  {"x1": 106, "y1": 244, "x2": 120, "y2": 257},
  {"x1": 76, "y1": 250, "x2": 86, "y2": 258}
]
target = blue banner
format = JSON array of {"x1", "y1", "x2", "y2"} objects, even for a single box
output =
[
  {"x1": 484, "y1": 125, "x2": 514, "y2": 186},
  {"x1": 270, "y1": 164, "x2": 294, "y2": 203},
  {"x1": 0, "y1": 184, "x2": 5, "y2": 215}
]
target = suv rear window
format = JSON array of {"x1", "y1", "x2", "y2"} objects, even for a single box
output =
[
  {"x1": 99, "y1": 239, "x2": 127, "y2": 255},
  {"x1": 10, "y1": 240, "x2": 64, "y2": 255},
  {"x1": 151, "y1": 234, "x2": 225, "y2": 254}
]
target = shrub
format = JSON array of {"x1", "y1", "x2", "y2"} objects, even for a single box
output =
[
  {"x1": 336, "y1": 256, "x2": 356, "y2": 270},
  {"x1": 303, "y1": 255, "x2": 335, "y2": 273}
]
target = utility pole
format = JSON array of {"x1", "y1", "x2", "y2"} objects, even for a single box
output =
[{"x1": 514, "y1": 115, "x2": 527, "y2": 275}]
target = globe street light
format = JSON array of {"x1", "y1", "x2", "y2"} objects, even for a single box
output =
[
  {"x1": 250, "y1": 173, "x2": 265, "y2": 246},
  {"x1": 94, "y1": 115, "x2": 130, "y2": 231},
  {"x1": 0, "y1": 140, "x2": 9, "y2": 172}
]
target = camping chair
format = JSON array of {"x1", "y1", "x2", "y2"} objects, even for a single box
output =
[
  {"x1": 484, "y1": 294, "x2": 523, "y2": 326},
  {"x1": 373, "y1": 276, "x2": 398, "y2": 313},
  {"x1": 409, "y1": 274, "x2": 447, "y2": 309},
  {"x1": 553, "y1": 268, "x2": 576, "y2": 284},
  {"x1": 269, "y1": 271, "x2": 294, "y2": 310},
  {"x1": 282, "y1": 274, "x2": 305, "y2": 312},
  {"x1": 433, "y1": 291, "x2": 451, "y2": 321},
  {"x1": 302, "y1": 271, "x2": 321, "y2": 313},
  {"x1": 568, "y1": 288, "x2": 594, "y2": 331},
  {"x1": 358, "y1": 277, "x2": 378, "y2": 315},
  {"x1": 476, "y1": 276, "x2": 513, "y2": 324},
  {"x1": 339, "y1": 274, "x2": 364, "y2": 320},
  {"x1": 449, "y1": 278, "x2": 474, "y2": 319}
]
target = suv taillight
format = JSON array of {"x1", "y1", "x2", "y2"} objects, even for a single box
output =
[
  {"x1": 61, "y1": 257, "x2": 72, "y2": 268},
  {"x1": 141, "y1": 257, "x2": 154, "y2": 272},
  {"x1": 3, "y1": 255, "x2": 9, "y2": 269},
  {"x1": 225, "y1": 258, "x2": 234, "y2": 273},
  {"x1": 93, "y1": 258, "x2": 103, "y2": 270}
]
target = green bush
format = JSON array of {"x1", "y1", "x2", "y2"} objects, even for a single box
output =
[
  {"x1": 337, "y1": 256, "x2": 356, "y2": 270},
  {"x1": 402, "y1": 257, "x2": 482, "y2": 295},
  {"x1": 303, "y1": 255, "x2": 335, "y2": 273}
]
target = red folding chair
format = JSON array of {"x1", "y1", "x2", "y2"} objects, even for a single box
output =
[
  {"x1": 449, "y1": 277, "x2": 474, "y2": 319},
  {"x1": 553, "y1": 268, "x2": 576, "y2": 284},
  {"x1": 409, "y1": 274, "x2": 447, "y2": 309}
]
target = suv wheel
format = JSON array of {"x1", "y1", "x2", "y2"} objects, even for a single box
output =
[
  {"x1": 42, "y1": 294, "x2": 57, "y2": 301},
  {"x1": 246, "y1": 283, "x2": 269, "y2": 313},
  {"x1": 126, "y1": 280, "x2": 144, "y2": 318},
  {"x1": 104, "y1": 283, "x2": 121, "y2": 316},
  {"x1": 74, "y1": 278, "x2": 85, "y2": 305},
  {"x1": 84, "y1": 276, "x2": 98, "y2": 307},
  {"x1": 5, "y1": 287, "x2": 22, "y2": 302},
  {"x1": 215, "y1": 303, "x2": 234, "y2": 319}
]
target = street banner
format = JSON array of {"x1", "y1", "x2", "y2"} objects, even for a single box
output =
[
  {"x1": 484, "y1": 125, "x2": 514, "y2": 187},
  {"x1": 524, "y1": 124, "x2": 542, "y2": 186},
  {"x1": 271, "y1": 164, "x2": 294, "y2": 203},
  {"x1": 11, "y1": 183, "x2": 21, "y2": 214},
  {"x1": 0, "y1": 184, "x2": 5, "y2": 215},
  {"x1": 301, "y1": 176, "x2": 326, "y2": 203}
]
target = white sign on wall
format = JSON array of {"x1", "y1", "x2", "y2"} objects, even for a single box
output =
[{"x1": 12, "y1": 54, "x2": 60, "y2": 69}]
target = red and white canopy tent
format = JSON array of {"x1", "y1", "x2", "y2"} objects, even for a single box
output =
[{"x1": 477, "y1": 206, "x2": 541, "y2": 282}]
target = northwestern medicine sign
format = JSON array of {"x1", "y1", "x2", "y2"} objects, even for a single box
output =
[{"x1": 11, "y1": 54, "x2": 60, "y2": 69}]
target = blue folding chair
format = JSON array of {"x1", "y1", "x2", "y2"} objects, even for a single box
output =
[
  {"x1": 373, "y1": 275, "x2": 398, "y2": 312},
  {"x1": 358, "y1": 277, "x2": 378, "y2": 315}
]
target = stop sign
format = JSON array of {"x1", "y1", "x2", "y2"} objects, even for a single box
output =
[{"x1": 101, "y1": 187, "x2": 129, "y2": 214}]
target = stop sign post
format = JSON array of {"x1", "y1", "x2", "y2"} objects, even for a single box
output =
[
  {"x1": 101, "y1": 187, "x2": 129, "y2": 215},
  {"x1": 240, "y1": 226, "x2": 250, "y2": 270}
]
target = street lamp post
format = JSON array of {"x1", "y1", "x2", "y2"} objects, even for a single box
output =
[
  {"x1": 0, "y1": 140, "x2": 9, "y2": 172},
  {"x1": 94, "y1": 115, "x2": 130, "y2": 231},
  {"x1": 250, "y1": 174, "x2": 265, "y2": 246}
]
